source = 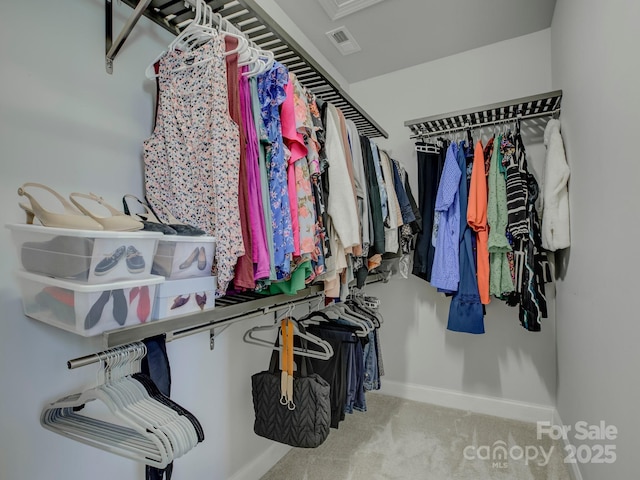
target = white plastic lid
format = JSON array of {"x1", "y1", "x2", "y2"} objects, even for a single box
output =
[
  {"x1": 157, "y1": 235, "x2": 216, "y2": 244},
  {"x1": 5, "y1": 223, "x2": 164, "y2": 239},
  {"x1": 15, "y1": 269, "x2": 165, "y2": 292}
]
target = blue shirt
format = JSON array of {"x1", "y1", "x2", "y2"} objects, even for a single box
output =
[{"x1": 430, "y1": 142, "x2": 462, "y2": 292}]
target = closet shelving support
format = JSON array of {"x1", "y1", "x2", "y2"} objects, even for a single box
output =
[
  {"x1": 108, "y1": 0, "x2": 388, "y2": 138},
  {"x1": 99, "y1": 284, "x2": 323, "y2": 350},
  {"x1": 404, "y1": 90, "x2": 563, "y2": 139}
]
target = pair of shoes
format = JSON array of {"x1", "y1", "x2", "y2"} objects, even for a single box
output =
[
  {"x1": 129, "y1": 286, "x2": 150, "y2": 323},
  {"x1": 69, "y1": 192, "x2": 143, "y2": 232},
  {"x1": 122, "y1": 194, "x2": 178, "y2": 235},
  {"x1": 84, "y1": 289, "x2": 128, "y2": 329},
  {"x1": 145, "y1": 193, "x2": 206, "y2": 236},
  {"x1": 17, "y1": 184, "x2": 143, "y2": 231},
  {"x1": 18, "y1": 183, "x2": 103, "y2": 230},
  {"x1": 179, "y1": 246, "x2": 207, "y2": 270},
  {"x1": 95, "y1": 245, "x2": 145, "y2": 276}
]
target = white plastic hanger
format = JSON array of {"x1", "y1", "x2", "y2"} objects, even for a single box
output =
[
  {"x1": 319, "y1": 303, "x2": 372, "y2": 336},
  {"x1": 40, "y1": 343, "x2": 200, "y2": 468},
  {"x1": 243, "y1": 318, "x2": 334, "y2": 360}
]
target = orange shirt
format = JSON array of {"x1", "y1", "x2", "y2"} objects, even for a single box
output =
[{"x1": 467, "y1": 141, "x2": 490, "y2": 305}]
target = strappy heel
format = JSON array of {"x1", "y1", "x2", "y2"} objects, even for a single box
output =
[
  {"x1": 17, "y1": 183, "x2": 103, "y2": 230},
  {"x1": 69, "y1": 192, "x2": 143, "y2": 232}
]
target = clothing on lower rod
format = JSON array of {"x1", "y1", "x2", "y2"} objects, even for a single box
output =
[{"x1": 142, "y1": 335, "x2": 173, "y2": 480}]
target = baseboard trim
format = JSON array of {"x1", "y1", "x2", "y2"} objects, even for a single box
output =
[
  {"x1": 552, "y1": 410, "x2": 584, "y2": 480},
  {"x1": 378, "y1": 379, "x2": 556, "y2": 424},
  {"x1": 228, "y1": 442, "x2": 291, "y2": 480}
]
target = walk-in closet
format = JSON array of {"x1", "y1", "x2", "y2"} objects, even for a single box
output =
[{"x1": 1, "y1": 1, "x2": 637, "y2": 479}]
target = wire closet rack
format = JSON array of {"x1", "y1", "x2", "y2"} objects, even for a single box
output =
[
  {"x1": 107, "y1": 0, "x2": 388, "y2": 138},
  {"x1": 404, "y1": 90, "x2": 563, "y2": 139}
]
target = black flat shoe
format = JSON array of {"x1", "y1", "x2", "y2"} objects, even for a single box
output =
[{"x1": 122, "y1": 194, "x2": 178, "y2": 235}]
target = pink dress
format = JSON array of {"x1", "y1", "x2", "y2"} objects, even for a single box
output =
[{"x1": 280, "y1": 74, "x2": 307, "y2": 257}]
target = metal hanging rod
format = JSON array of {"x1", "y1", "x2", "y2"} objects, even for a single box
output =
[
  {"x1": 102, "y1": 284, "x2": 323, "y2": 348},
  {"x1": 67, "y1": 285, "x2": 324, "y2": 368},
  {"x1": 405, "y1": 90, "x2": 562, "y2": 139},
  {"x1": 68, "y1": 342, "x2": 146, "y2": 370},
  {"x1": 409, "y1": 109, "x2": 560, "y2": 140}
]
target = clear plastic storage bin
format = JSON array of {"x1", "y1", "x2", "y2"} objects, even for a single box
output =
[
  {"x1": 152, "y1": 236, "x2": 216, "y2": 280},
  {"x1": 152, "y1": 275, "x2": 216, "y2": 321},
  {"x1": 7, "y1": 224, "x2": 163, "y2": 284},
  {"x1": 16, "y1": 270, "x2": 165, "y2": 336}
]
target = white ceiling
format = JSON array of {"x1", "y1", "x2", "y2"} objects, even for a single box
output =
[{"x1": 272, "y1": 0, "x2": 557, "y2": 83}]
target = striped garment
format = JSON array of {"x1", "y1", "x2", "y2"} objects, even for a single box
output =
[{"x1": 500, "y1": 135, "x2": 529, "y2": 238}]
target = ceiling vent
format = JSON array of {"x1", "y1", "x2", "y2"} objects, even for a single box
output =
[
  {"x1": 318, "y1": 0, "x2": 385, "y2": 20},
  {"x1": 326, "y1": 26, "x2": 362, "y2": 55}
]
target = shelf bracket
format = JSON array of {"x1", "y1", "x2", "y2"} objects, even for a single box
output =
[{"x1": 105, "y1": 0, "x2": 153, "y2": 74}]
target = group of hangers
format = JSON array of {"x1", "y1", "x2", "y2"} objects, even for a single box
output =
[
  {"x1": 41, "y1": 343, "x2": 203, "y2": 468},
  {"x1": 145, "y1": 0, "x2": 275, "y2": 79},
  {"x1": 417, "y1": 117, "x2": 525, "y2": 152},
  {"x1": 243, "y1": 303, "x2": 334, "y2": 360},
  {"x1": 301, "y1": 293, "x2": 381, "y2": 337},
  {"x1": 243, "y1": 289, "x2": 383, "y2": 362}
]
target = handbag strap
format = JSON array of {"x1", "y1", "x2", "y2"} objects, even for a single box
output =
[{"x1": 285, "y1": 319, "x2": 295, "y2": 410}]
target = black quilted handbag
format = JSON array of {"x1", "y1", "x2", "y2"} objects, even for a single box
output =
[{"x1": 251, "y1": 327, "x2": 331, "y2": 448}]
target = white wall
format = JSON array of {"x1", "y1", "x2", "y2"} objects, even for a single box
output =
[
  {"x1": 551, "y1": 1, "x2": 640, "y2": 478},
  {"x1": 349, "y1": 30, "x2": 559, "y2": 409},
  {"x1": 0, "y1": 1, "x2": 287, "y2": 479}
]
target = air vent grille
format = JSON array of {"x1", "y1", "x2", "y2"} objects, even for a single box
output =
[
  {"x1": 332, "y1": 30, "x2": 349, "y2": 43},
  {"x1": 325, "y1": 26, "x2": 361, "y2": 55}
]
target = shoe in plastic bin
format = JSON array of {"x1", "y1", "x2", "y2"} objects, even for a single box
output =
[
  {"x1": 152, "y1": 236, "x2": 216, "y2": 280},
  {"x1": 152, "y1": 276, "x2": 216, "y2": 321},
  {"x1": 16, "y1": 270, "x2": 165, "y2": 336},
  {"x1": 6, "y1": 223, "x2": 162, "y2": 284}
]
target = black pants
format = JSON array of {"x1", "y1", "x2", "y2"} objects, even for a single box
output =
[
  {"x1": 307, "y1": 325, "x2": 359, "y2": 429},
  {"x1": 412, "y1": 144, "x2": 446, "y2": 282}
]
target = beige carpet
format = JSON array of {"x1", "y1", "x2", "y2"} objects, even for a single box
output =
[{"x1": 261, "y1": 393, "x2": 571, "y2": 480}]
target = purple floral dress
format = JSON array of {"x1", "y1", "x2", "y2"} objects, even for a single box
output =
[{"x1": 258, "y1": 62, "x2": 295, "y2": 279}]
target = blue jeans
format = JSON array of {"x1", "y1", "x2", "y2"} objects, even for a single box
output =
[{"x1": 363, "y1": 331, "x2": 380, "y2": 391}]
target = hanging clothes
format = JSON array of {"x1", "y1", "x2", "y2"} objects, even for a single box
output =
[
  {"x1": 486, "y1": 134, "x2": 514, "y2": 298},
  {"x1": 512, "y1": 132, "x2": 549, "y2": 331},
  {"x1": 239, "y1": 68, "x2": 270, "y2": 282},
  {"x1": 467, "y1": 140, "x2": 490, "y2": 305},
  {"x1": 360, "y1": 136, "x2": 385, "y2": 256},
  {"x1": 250, "y1": 76, "x2": 277, "y2": 283},
  {"x1": 412, "y1": 142, "x2": 446, "y2": 283},
  {"x1": 447, "y1": 142, "x2": 484, "y2": 334},
  {"x1": 280, "y1": 72, "x2": 308, "y2": 258},
  {"x1": 501, "y1": 135, "x2": 529, "y2": 239},
  {"x1": 291, "y1": 75, "x2": 320, "y2": 260},
  {"x1": 143, "y1": 37, "x2": 242, "y2": 296},
  {"x1": 258, "y1": 61, "x2": 295, "y2": 279},
  {"x1": 430, "y1": 142, "x2": 462, "y2": 292},
  {"x1": 541, "y1": 119, "x2": 571, "y2": 251},
  {"x1": 323, "y1": 103, "x2": 361, "y2": 251},
  {"x1": 378, "y1": 149, "x2": 402, "y2": 254},
  {"x1": 226, "y1": 37, "x2": 254, "y2": 291}
]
